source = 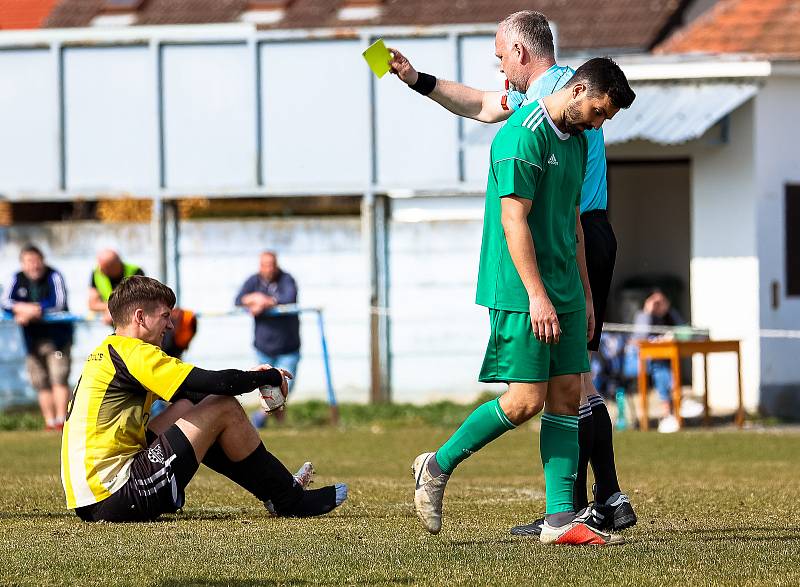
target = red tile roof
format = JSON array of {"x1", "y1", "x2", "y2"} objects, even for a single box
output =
[
  {"x1": 0, "y1": 0, "x2": 59, "y2": 29},
  {"x1": 44, "y1": 0, "x2": 685, "y2": 52},
  {"x1": 657, "y1": 0, "x2": 800, "y2": 59}
]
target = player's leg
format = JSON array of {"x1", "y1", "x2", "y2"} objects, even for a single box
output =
[
  {"x1": 538, "y1": 310, "x2": 623, "y2": 545},
  {"x1": 578, "y1": 209, "x2": 637, "y2": 529},
  {"x1": 413, "y1": 309, "x2": 547, "y2": 534},
  {"x1": 173, "y1": 396, "x2": 345, "y2": 516}
]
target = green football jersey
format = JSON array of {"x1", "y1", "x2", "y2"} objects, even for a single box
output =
[{"x1": 476, "y1": 98, "x2": 588, "y2": 313}]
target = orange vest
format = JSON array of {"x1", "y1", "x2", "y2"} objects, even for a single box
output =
[{"x1": 172, "y1": 309, "x2": 197, "y2": 350}]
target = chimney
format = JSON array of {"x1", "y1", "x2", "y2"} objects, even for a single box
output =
[
  {"x1": 338, "y1": 0, "x2": 384, "y2": 21},
  {"x1": 91, "y1": 0, "x2": 143, "y2": 27},
  {"x1": 240, "y1": 0, "x2": 293, "y2": 25}
]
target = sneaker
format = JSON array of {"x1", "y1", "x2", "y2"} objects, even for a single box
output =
[
  {"x1": 539, "y1": 521, "x2": 624, "y2": 546},
  {"x1": 679, "y1": 398, "x2": 704, "y2": 419},
  {"x1": 412, "y1": 452, "x2": 449, "y2": 535},
  {"x1": 265, "y1": 462, "x2": 315, "y2": 515},
  {"x1": 595, "y1": 491, "x2": 638, "y2": 531},
  {"x1": 658, "y1": 415, "x2": 679, "y2": 433},
  {"x1": 510, "y1": 517, "x2": 544, "y2": 536}
]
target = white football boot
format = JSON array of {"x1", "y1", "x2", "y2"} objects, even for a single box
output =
[{"x1": 412, "y1": 452, "x2": 450, "y2": 534}]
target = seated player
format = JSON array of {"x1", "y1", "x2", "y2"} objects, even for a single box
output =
[{"x1": 61, "y1": 275, "x2": 347, "y2": 522}]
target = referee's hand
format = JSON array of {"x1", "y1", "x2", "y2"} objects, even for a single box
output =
[
  {"x1": 530, "y1": 295, "x2": 560, "y2": 344},
  {"x1": 387, "y1": 47, "x2": 418, "y2": 86}
]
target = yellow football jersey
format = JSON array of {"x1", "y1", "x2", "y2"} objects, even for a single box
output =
[{"x1": 61, "y1": 334, "x2": 194, "y2": 509}]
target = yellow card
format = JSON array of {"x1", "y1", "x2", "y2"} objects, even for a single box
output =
[{"x1": 362, "y1": 38, "x2": 391, "y2": 78}]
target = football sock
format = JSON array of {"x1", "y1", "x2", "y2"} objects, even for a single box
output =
[
  {"x1": 588, "y1": 394, "x2": 622, "y2": 503},
  {"x1": 203, "y1": 442, "x2": 303, "y2": 512},
  {"x1": 540, "y1": 413, "x2": 580, "y2": 515},
  {"x1": 286, "y1": 485, "x2": 341, "y2": 517},
  {"x1": 434, "y1": 398, "x2": 516, "y2": 475},
  {"x1": 573, "y1": 403, "x2": 594, "y2": 511}
]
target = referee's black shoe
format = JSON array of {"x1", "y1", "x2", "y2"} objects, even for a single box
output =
[{"x1": 593, "y1": 490, "x2": 638, "y2": 531}]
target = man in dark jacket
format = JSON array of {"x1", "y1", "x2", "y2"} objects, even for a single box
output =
[
  {"x1": 2, "y1": 244, "x2": 73, "y2": 430},
  {"x1": 236, "y1": 251, "x2": 300, "y2": 426}
]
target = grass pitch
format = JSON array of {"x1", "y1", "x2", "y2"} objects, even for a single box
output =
[{"x1": 1, "y1": 420, "x2": 799, "y2": 586}]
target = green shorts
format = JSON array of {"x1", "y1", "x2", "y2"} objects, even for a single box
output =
[{"x1": 479, "y1": 308, "x2": 590, "y2": 383}]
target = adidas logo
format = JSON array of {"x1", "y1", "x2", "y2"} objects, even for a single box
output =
[{"x1": 547, "y1": 154, "x2": 559, "y2": 166}]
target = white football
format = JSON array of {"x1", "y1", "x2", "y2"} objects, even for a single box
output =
[{"x1": 259, "y1": 382, "x2": 286, "y2": 412}]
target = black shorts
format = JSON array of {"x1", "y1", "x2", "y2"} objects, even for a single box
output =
[
  {"x1": 75, "y1": 425, "x2": 198, "y2": 523},
  {"x1": 581, "y1": 209, "x2": 617, "y2": 352}
]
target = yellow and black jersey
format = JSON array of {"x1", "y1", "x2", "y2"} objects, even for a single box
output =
[{"x1": 61, "y1": 334, "x2": 194, "y2": 509}]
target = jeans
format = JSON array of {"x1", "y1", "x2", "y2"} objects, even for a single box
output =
[
  {"x1": 252, "y1": 350, "x2": 300, "y2": 428},
  {"x1": 623, "y1": 344, "x2": 673, "y2": 403}
]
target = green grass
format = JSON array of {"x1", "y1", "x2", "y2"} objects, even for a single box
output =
[{"x1": 1, "y1": 423, "x2": 799, "y2": 586}]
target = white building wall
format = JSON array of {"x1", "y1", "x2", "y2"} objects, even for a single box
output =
[
  {"x1": 607, "y1": 103, "x2": 761, "y2": 413},
  {"x1": 753, "y1": 77, "x2": 800, "y2": 416},
  {"x1": 689, "y1": 101, "x2": 760, "y2": 412}
]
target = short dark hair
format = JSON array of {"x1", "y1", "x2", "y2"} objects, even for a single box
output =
[
  {"x1": 20, "y1": 244, "x2": 44, "y2": 259},
  {"x1": 499, "y1": 11, "x2": 554, "y2": 60},
  {"x1": 566, "y1": 57, "x2": 636, "y2": 109},
  {"x1": 108, "y1": 275, "x2": 176, "y2": 328}
]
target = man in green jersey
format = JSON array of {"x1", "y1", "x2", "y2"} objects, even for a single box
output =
[{"x1": 412, "y1": 56, "x2": 635, "y2": 545}]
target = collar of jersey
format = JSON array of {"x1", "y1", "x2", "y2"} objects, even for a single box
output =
[{"x1": 535, "y1": 98, "x2": 570, "y2": 141}]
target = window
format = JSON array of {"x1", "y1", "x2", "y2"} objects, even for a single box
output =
[{"x1": 786, "y1": 185, "x2": 800, "y2": 296}]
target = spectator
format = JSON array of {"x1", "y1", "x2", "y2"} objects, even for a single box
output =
[
  {"x1": 88, "y1": 249, "x2": 143, "y2": 325},
  {"x1": 161, "y1": 307, "x2": 198, "y2": 360},
  {"x1": 2, "y1": 245, "x2": 73, "y2": 430},
  {"x1": 236, "y1": 251, "x2": 300, "y2": 426},
  {"x1": 628, "y1": 289, "x2": 690, "y2": 433}
]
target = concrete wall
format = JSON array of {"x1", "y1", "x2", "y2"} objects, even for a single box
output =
[
  {"x1": 753, "y1": 77, "x2": 800, "y2": 418},
  {"x1": 0, "y1": 208, "x2": 507, "y2": 407}
]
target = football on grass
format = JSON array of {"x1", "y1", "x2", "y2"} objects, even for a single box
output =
[{"x1": 259, "y1": 381, "x2": 287, "y2": 412}]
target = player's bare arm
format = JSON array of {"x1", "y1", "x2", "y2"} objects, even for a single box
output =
[
  {"x1": 500, "y1": 195, "x2": 560, "y2": 344},
  {"x1": 388, "y1": 47, "x2": 511, "y2": 123},
  {"x1": 575, "y1": 206, "x2": 595, "y2": 340}
]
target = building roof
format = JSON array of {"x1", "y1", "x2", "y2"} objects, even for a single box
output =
[
  {"x1": 0, "y1": 0, "x2": 59, "y2": 30},
  {"x1": 657, "y1": 0, "x2": 800, "y2": 59},
  {"x1": 44, "y1": 0, "x2": 685, "y2": 52}
]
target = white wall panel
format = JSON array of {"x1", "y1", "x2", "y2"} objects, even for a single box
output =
[
  {"x1": 375, "y1": 38, "x2": 458, "y2": 187},
  {"x1": 0, "y1": 50, "x2": 58, "y2": 193},
  {"x1": 261, "y1": 40, "x2": 369, "y2": 189},
  {"x1": 64, "y1": 46, "x2": 157, "y2": 191},
  {"x1": 163, "y1": 44, "x2": 256, "y2": 190},
  {"x1": 460, "y1": 35, "x2": 504, "y2": 185}
]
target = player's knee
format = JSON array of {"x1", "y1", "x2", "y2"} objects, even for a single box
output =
[
  {"x1": 199, "y1": 395, "x2": 243, "y2": 420},
  {"x1": 504, "y1": 397, "x2": 544, "y2": 424}
]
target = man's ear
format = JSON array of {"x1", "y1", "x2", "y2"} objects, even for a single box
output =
[
  {"x1": 513, "y1": 41, "x2": 525, "y2": 63},
  {"x1": 133, "y1": 308, "x2": 145, "y2": 326},
  {"x1": 572, "y1": 82, "x2": 587, "y2": 99}
]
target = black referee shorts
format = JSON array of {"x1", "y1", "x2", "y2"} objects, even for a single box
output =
[
  {"x1": 75, "y1": 425, "x2": 199, "y2": 523},
  {"x1": 581, "y1": 209, "x2": 617, "y2": 352}
]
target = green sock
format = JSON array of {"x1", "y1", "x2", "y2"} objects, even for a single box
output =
[
  {"x1": 435, "y1": 398, "x2": 515, "y2": 474},
  {"x1": 540, "y1": 413, "x2": 580, "y2": 515}
]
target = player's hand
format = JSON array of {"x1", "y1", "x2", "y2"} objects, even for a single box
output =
[
  {"x1": 585, "y1": 298, "x2": 595, "y2": 342},
  {"x1": 530, "y1": 294, "x2": 560, "y2": 344},
  {"x1": 250, "y1": 364, "x2": 293, "y2": 398},
  {"x1": 387, "y1": 47, "x2": 418, "y2": 86}
]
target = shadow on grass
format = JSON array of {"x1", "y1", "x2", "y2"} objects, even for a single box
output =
[
  {"x1": 635, "y1": 526, "x2": 800, "y2": 544},
  {"x1": 152, "y1": 578, "x2": 415, "y2": 586}
]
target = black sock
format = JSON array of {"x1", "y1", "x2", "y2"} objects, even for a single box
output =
[
  {"x1": 284, "y1": 486, "x2": 339, "y2": 518},
  {"x1": 203, "y1": 442, "x2": 302, "y2": 512},
  {"x1": 573, "y1": 404, "x2": 594, "y2": 511},
  {"x1": 588, "y1": 395, "x2": 621, "y2": 503}
]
